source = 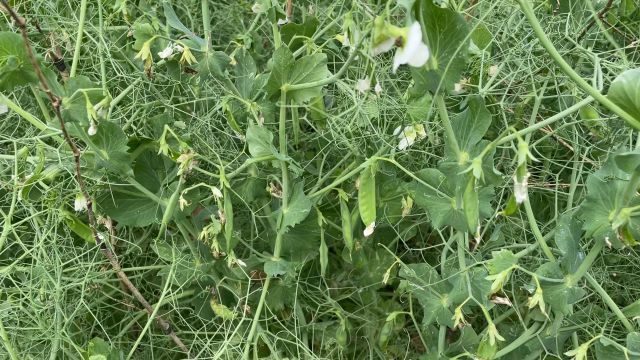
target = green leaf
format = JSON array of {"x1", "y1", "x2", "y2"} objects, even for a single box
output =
[
  {"x1": 578, "y1": 154, "x2": 640, "y2": 247},
  {"x1": 608, "y1": 68, "x2": 640, "y2": 122},
  {"x1": 162, "y1": 1, "x2": 205, "y2": 47},
  {"x1": 0, "y1": 32, "x2": 38, "y2": 91},
  {"x1": 96, "y1": 150, "x2": 171, "y2": 227},
  {"x1": 615, "y1": 150, "x2": 640, "y2": 173},
  {"x1": 358, "y1": 165, "x2": 377, "y2": 231},
  {"x1": 234, "y1": 48, "x2": 257, "y2": 99},
  {"x1": 265, "y1": 46, "x2": 331, "y2": 103},
  {"x1": 264, "y1": 258, "x2": 295, "y2": 278},
  {"x1": 536, "y1": 262, "x2": 585, "y2": 314},
  {"x1": 408, "y1": 166, "x2": 493, "y2": 232},
  {"x1": 471, "y1": 22, "x2": 492, "y2": 51},
  {"x1": 132, "y1": 22, "x2": 157, "y2": 50},
  {"x1": 88, "y1": 121, "x2": 132, "y2": 175},
  {"x1": 448, "y1": 95, "x2": 492, "y2": 159},
  {"x1": 280, "y1": 17, "x2": 319, "y2": 52},
  {"x1": 554, "y1": 214, "x2": 582, "y2": 272},
  {"x1": 276, "y1": 182, "x2": 312, "y2": 231},
  {"x1": 197, "y1": 51, "x2": 231, "y2": 81},
  {"x1": 86, "y1": 337, "x2": 118, "y2": 360},
  {"x1": 411, "y1": 0, "x2": 469, "y2": 92},
  {"x1": 60, "y1": 76, "x2": 104, "y2": 125},
  {"x1": 246, "y1": 124, "x2": 277, "y2": 158},
  {"x1": 486, "y1": 249, "x2": 518, "y2": 274},
  {"x1": 399, "y1": 263, "x2": 465, "y2": 327},
  {"x1": 210, "y1": 299, "x2": 236, "y2": 320}
]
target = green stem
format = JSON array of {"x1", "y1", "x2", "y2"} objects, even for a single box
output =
[
  {"x1": 126, "y1": 248, "x2": 176, "y2": 359},
  {"x1": 0, "y1": 319, "x2": 19, "y2": 360},
  {"x1": 494, "y1": 322, "x2": 542, "y2": 358},
  {"x1": 286, "y1": 30, "x2": 369, "y2": 92},
  {"x1": 585, "y1": 273, "x2": 634, "y2": 332},
  {"x1": 435, "y1": 95, "x2": 461, "y2": 159},
  {"x1": 243, "y1": 91, "x2": 290, "y2": 359},
  {"x1": 0, "y1": 94, "x2": 54, "y2": 133},
  {"x1": 523, "y1": 198, "x2": 556, "y2": 261},
  {"x1": 516, "y1": 0, "x2": 640, "y2": 129},
  {"x1": 567, "y1": 240, "x2": 603, "y2": 286},
  {"x1": 70, "y1": 0, "x2": 88, "y2": 77},
  {"x1": 30, "y1": 84, "x2": 52, "y2": 123},
  {"x1": 201, "y1": 0, "x2": 211, "y2": 52}
]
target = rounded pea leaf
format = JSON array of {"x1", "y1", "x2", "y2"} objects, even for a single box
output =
[
  {"x1": 265, "y1": 46, "x2": 331, "y2": 103},
  {"x1": 411, "y1": 0, "x2": 469, "y2": 92},
  {"x1": 0, "y1": 32, "x2": 38, "y2": 91},
  {"x1": 608, "y1": 68, "x2": 640, "y2": 122}
]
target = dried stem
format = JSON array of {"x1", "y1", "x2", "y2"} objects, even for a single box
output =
[
  {"x1": 286, "y1": 0, "x2": 293, "y2": 22},
  {"x1": 0, "y1": 1, "x2": 191, "y2": 357},
  {"x1": 576, "y1": 0, "x2": 615, "y2": 42}
]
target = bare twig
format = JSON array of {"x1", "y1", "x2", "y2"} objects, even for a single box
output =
[
  {"x1": 286, "y1": 0, "x2": 293, "y2": 22},
  {"x1": 576, "y1": 0, "x2": 615, "y2": 42},
  {"x1": 0, "y1": 1, "x2": 192, "y2": 357}
]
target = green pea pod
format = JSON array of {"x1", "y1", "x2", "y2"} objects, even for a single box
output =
[
  {"x1": 61, "y1": 210, "x2": 94, "y2": 244},
  {"x1": 378, "y1": 317, "x2": 394, "y2": 350},
  {"x1": 338, "y1": 190, "x2": 354, "y2": 253},
  {"x1": 463, "y1": 176, "x2": 479, "y2": 233},
  {"x1": 476, "y1": 335, "x2": 498, "y2": 359},
  {"x1": 358, "y1": 164, "x2": 376, "y2": 236},
  {"x1": 318, "y1": 209, "x2": 328, "y2": 277},
  {"x1": 223, "y1": 186, "x2": 234, "y2": 252},
  {"x1": 336, "y1": 318, "x2": 348, "y2": 347}
]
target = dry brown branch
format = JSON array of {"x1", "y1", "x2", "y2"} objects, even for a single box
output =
[{"x1": 0, "y1": 1, "x2": 192, "y2": 357}]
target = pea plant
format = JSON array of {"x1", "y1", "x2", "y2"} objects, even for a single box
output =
[{"x1": 1, "y1": 0, "x2": 640, "y2": 359}]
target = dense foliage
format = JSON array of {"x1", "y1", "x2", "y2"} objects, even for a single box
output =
[{"x1": 1, "y1": 0, "x2": 640, "y2": 359}]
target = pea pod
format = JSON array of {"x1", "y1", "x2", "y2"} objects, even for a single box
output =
[
  {"x1": 358, "y1": 164, "x2": 377, "y2": 237},
  {"x1": 378, "y1": 311, "x2": 404, "y2": 350},
  {"x1": 318, "y1": 209, "x2": 328, "y2": 277},
  {"x1": 337, "y1": 190, "x2": 354, "y2": 253},
  {"x1": 463, "y1": 176, "x2": 479, "y2": 233},
  {"x1": 223, "y1": 186, "x2": 234, "y2": 252},
  {"x1": 336, "y1": 317, "x2": 348, "y2": 347}
]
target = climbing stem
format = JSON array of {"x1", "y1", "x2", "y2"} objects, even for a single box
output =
[
  {"x1": 524, "y1": 198, "x2": 556, "y2": 261},
  {"x1": 70, "y1": 0, "x2": 88, "y2": 77},
  {"x1": 435, "y1": 95, "x2": 461, "y2": 159},
  {"x1": 516, "y1": 0, "x2": 640, "y2": 129},
  {"x1": 244, "y1": 90, "x2": 290, "y2": 359},
  {"x1": 585, "y1": 272, "x2": 634, "y2": 332},
  {"x1": 568, "y1": 240, "x2": 603, "y2": 286}
]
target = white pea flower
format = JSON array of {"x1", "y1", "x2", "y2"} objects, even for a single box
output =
[
  {"x1": 394, "y1": 124, "x2": 427, "y2": 151},
  {"x1": 74, "y1": 193, "x2": 87, "y2": 212},
  {"x1": 235, "y1": 258, "x2": 247, "y2": 267},
  {"x1": 374, "y1": 82, "x2": 383, "y2": 95},
  {"x1": 173, "y1": 44, "x2": 184, "y2": 53},
  {"x1": 0, "y1": 101, "x2": 7, "y2": 114},
  {"x1": 158, "y1": 44, "x2": 174, "y2": 59},
  {"x1": 513, "y1": 172, "x2": 530, "y2": 204},
  {"x1": 88, "y1": 122, "x2": 97, "y2": 136},
  {"x1": 363, "y1": 221, "x2": 376, "y2": 237},
  {"x1": 392, "y1": 22, "x2": 430, "y2": 73},
  {"x1": 251, "y1": 2, "x2": 266, "y2": 13},
  {"x1": 211, "y1": 186, "x2": 223, "y2": 198},
  {"x1": 355, "y1": 78, "x2": 371, "y2": 94},
  {"x1": 277, "y1": 18, "x2": 288, "y2": 25},
  {"x1": 488, "y1": 64, "x2": 499, "y2": 77},
  {"x1": 373, "y1": 37, "x2": 395, "y2": 55}
]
